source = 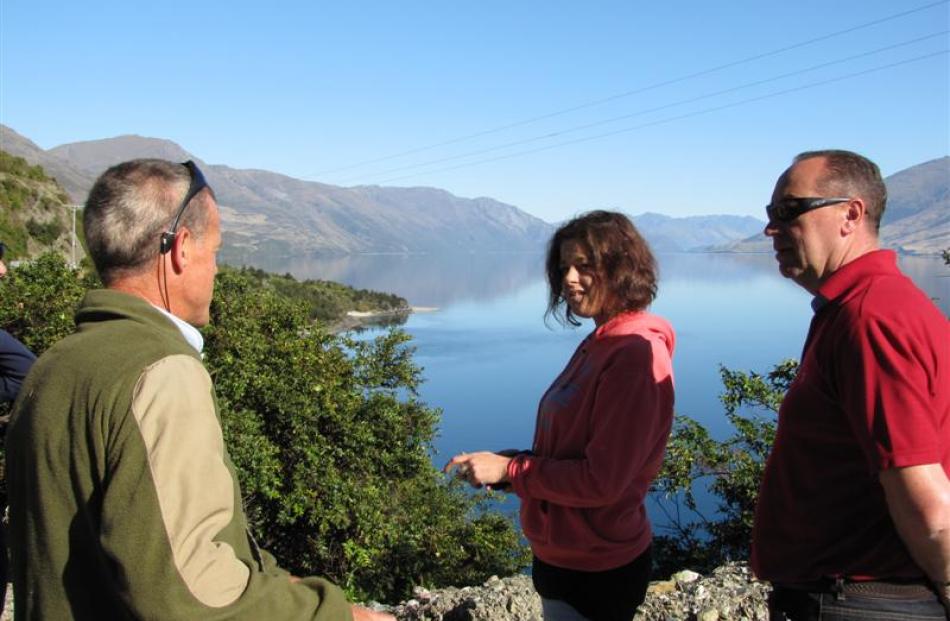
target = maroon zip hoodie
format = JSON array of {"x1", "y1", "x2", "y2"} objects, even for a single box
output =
[{"x1": 507, "y1": 310, "x2": 675, "y2": 571}]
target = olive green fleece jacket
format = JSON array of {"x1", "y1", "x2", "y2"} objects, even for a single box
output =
[{"x1": 6, "y1": 289, "x2": 353, "y2": 621}]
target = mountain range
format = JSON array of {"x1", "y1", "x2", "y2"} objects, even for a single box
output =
[
  {"x1": 0, "y1": 126, "x2": 552, "y2": 262},
  {"x1": 1, "y1": 124, "x2": 946, "y2": 258}
]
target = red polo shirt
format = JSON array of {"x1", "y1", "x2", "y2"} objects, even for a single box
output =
[{"x1": 752, "y1": 250, "x2": 950, "y2": 582}]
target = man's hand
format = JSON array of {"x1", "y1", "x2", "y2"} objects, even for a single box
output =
[
  {"x1": 443, "y1": 451, "x2": 513, "y2": 489},
  {"x1": 352, "y1": 604, "x2": 396, "y2": 620}
]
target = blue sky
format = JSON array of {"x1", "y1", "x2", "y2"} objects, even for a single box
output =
[{"x1": 1, "y1": 0, "x2": 947, "y2": 222}]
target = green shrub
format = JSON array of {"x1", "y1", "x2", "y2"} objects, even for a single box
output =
[
  {"x1": 651, "y1": 360, "x2": 797, "y2": 576},
  {"x1": 0, "y1": 253, "x2": 97, "y2": 353},
  {"x1": 0, "y1": 151, "x2": 52, "y2": 181},
  {"x1": 25, "y1": 217, "x2": 64, "y2": 246},
  {"x1": 0, "y1": 177, "x2": 30, "y2": 211}
]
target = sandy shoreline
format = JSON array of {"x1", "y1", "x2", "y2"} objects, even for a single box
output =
[{"x1": 346, "y1": 306, "x2": 438, "y2": 318}]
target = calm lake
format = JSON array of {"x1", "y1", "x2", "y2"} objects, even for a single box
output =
[{"x1": 256, "y1": 251, "x2": 949, "y2": 528}]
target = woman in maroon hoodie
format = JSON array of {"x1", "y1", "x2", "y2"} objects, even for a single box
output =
[{"x1": 445, "y1": 211, "x2": 675, "y2": 621}]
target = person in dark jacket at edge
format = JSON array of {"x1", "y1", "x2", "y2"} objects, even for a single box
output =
[{"x1": 0, "y1": 240, "x2": 38, "y2": 616}]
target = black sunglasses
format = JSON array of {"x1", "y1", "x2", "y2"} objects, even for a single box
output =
[
  {"x1": 765, "y1": 196, "x2": 851, "y2": 223},
  {"x1": 159, "y1": 161, "x2": 209, "y2": 254},
  {"x1": 0, "y1": 242, "x2": 5, "y2": 261}
]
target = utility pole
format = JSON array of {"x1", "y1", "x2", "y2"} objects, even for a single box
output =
[{"x1": 68, "y1": 204, "x2": 79, "y2": 268}]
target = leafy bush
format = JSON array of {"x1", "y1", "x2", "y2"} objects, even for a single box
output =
[
  {"x1": 651, "y1": 360, "x2": 797, "y2": 576},
  {"x1": 0, "y1": 213, "x2": 29, "y2": 260},
  {"x1": 0, "y1": 177, "x2": 31, "y2": 211},
  {"x1": 0, "y1": 254, "x2": 528, "y2": 602},
  {"x1": 0, "y1": 151, "x2": 50, "y2": 182},
  {"x1": 25, "y1": 217, "x2": 64, "y2": 246},
  {"x1": 0, "y1": 253, "x2": 98, "y2": 354}
]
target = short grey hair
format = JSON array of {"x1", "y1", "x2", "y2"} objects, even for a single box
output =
[
  {"x1": 83, "y1": 159, "x2": 214, "y2": 284},
  {"x1": 794, "y1": 149, "x2": 887, "y2": 232}
]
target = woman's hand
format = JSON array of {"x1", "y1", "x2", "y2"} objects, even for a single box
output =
[{"x1": 443, "y1": 451, "x2": 515, "y2": 489}]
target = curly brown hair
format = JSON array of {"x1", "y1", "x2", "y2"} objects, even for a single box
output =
[{"x1": 545, "y1": 210, "x2": 658, "y2": 326}]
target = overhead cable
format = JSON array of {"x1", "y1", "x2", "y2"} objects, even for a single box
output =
[
  {"x1": 304, "y1": 0, "x2": 948, "y2": 179},
  {"x1": 338, "y1": 31, "x2": 948, "y2": 184},
  {"x1": 366, "y1": 50, "x2": 948, "y2": 186}
]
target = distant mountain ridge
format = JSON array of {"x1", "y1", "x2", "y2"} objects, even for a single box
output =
[
  {"x1": 631, "y1": 212, "x2": 765, "y2": 252},
  {"x1": 0, "y1": 125, "x2": 776, "y2": 258},
  {"x1": 0, "y1": 125, "x2": 552, "y2": 260},
  {"x1": 1, "y1": 124, "x2": 945, "y2": 257}
]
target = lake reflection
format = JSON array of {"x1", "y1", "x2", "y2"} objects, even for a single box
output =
[{"x1": 249, "y1": 251, "x2": 546, "y2": 308}]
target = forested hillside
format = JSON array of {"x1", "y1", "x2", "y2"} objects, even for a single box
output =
[{"x1": 0, "y1": 150, "x2": 80, "y2": 262}]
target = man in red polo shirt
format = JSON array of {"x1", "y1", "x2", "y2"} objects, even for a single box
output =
[{"x1": 752, "y1": 150, "x2": 950, "y2": 620}]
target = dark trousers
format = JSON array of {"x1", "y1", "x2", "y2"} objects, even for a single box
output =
[
  {"x1": 532, "y1": 546, "x2": 652, "y2": 621},
  {"x1": 769, "y1": 582, "x2": 948, "y2": 620}
]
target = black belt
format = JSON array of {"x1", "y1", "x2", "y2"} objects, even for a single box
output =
[{"x1": 775, "y1": 577, "x2": 936, "y2": 600}]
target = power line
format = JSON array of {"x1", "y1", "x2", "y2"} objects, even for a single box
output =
[
  {"x1": 303, "y1": 0, "x2": 948, "y2": 179},
  {"x1": 337, "y1": 31, "x2": 947, "y2": 185},
  {"x1": 366, "y1": 50, "x2": 948, "y2": 186}
]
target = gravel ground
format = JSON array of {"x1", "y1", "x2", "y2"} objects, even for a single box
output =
[{"x1": 388, "y1": 563, "x2": 769, "y2": 621}]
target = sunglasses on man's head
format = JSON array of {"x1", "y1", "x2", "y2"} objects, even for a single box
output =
[
  {"x1": 0, "y1": 242, "x2": 6, "y2": 261},
  {"x1": 765, "y1": 196, "x2": 851, "y2": 223},
  {"x1": 159, "y1": 161, "x2": 209, "y2": 254}
]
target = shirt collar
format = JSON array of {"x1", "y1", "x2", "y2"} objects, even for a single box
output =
[
  {"x1": 812, "y1": 249, "x2": 897, "y2": 314},
  {"x1": 152, "y1": 305, "x2": 204, "y2": 353}
]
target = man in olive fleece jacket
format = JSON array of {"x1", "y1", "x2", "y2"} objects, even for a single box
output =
[{"x1": 5, "y1": 159, "x2": 393, "y2": 621}]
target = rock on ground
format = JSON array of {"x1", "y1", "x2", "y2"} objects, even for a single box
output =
[
  {"x1": 388, "y1": 563, "x2": 769, "y2": 621},
  {"x1": 635, "y1": 564, "x2": 769, "y2": 621},
  {"x1": 391, "y1": 574, "x2": 542, "y2": 621}
]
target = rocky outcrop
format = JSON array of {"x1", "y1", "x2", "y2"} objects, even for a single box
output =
[
  {"x1": 383, "y1": 563, "x2": 769, "y2": 621},
  {"x1": 391, "y1": 574, "x2": 542, "y2": 621},
  {"x1": 635, "y1": 565, "x2": 769, "y2": 621},
  {"x1": 1, "y1": 563, "x2": 768, "y2": 620}
]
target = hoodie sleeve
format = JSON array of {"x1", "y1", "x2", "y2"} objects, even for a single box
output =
[{"x1": 508, "y1": 336, "x2": 674, "y2": 507}]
